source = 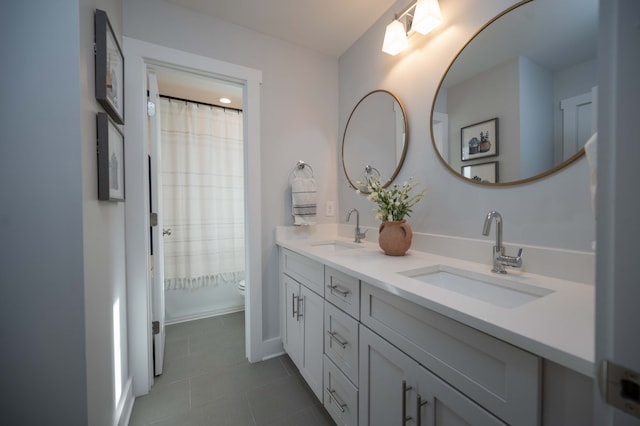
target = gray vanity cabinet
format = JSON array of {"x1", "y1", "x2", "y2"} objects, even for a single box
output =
[
  {"x1": 280, "y1": 250, "x2": 325, "y2": 401},
  {"x1": 279, "y1": 247, "x2": 545, "y2": 425},
  {"x1": 360, "y1": 283, "x2": 541, "y2": 426},
  {"x1": 359, "y1": 325, "x2": 506, "y2": 426}
]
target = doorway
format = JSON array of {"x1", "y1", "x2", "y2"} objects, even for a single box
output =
[
  {"x1": 124, "y1": 37, "x2": 263, "y2": 396},
  {"x1": 153, "y1": 65, "x2": 246, "y2": 325}
]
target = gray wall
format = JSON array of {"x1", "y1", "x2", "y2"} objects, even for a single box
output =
[{"x1": 1, "y1": 1, "x2": 87, "y2": 423}]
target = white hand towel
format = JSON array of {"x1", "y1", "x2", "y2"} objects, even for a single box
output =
[
  {"x1": 292, "y1": 177, "x2": 317, "y2": 226},
  {"x1": 584, "y1": 132, "x2": 597, "y2": 217}
]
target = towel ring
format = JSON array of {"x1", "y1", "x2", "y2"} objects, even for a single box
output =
[{"x1": 293, "y1": 160, "x2": 314, "y2": 178}]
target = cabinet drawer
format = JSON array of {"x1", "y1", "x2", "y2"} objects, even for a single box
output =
[
  {"x1": 325, "y1": 301, "x2": 359, "y2": 386},
  {"x1": 324, "y1": 356, "x2": 358, "y2": 426},
  {"x1": 325, "y1": 266, "x2": 360, "y2": 319},
  {"x1": 361, "y1": 283, "x2": 540, "y2": 426},
  {"x1": 280, "y1": 248, "x2": 324, "y2": 295}
]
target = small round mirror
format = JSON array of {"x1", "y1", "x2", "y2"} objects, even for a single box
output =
[{"x1": 342, "y1": 90, "x2": 408, "y2": 192}]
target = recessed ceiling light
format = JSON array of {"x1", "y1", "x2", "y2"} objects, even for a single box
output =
[{"x1": 219, "y1": 97, "x2": 231, "y2": 104}]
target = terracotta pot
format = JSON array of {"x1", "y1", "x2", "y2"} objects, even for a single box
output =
[{"x1": 378, "y1": 220, "x2": 412, "y2": 256}]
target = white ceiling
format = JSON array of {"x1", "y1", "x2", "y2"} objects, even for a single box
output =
[{"x1": 164, "y1": 0, "x2": 398, "y2": 58}]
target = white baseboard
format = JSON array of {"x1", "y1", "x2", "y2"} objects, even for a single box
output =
[
  {"x1": 165, "y1": 305, "x2": 245, "y2": 325},
  {"x1": 260, "y1": 336, "x2": 284, "y2": 361},
  {"x1": 115, "y1": 377, "x2": 134, "y2": 426}
]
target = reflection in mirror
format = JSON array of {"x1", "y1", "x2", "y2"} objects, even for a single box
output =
[
  {"x1": 431, "y1": 0, "x2": 598, "y2": 185},
  {"x1": 343, "y1": 90, "x2": 408, "y2": 192}
]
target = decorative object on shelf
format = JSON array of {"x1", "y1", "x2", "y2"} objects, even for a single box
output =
[
  {"x1": 358, "y1": 175, "x2": 425, "y2": 256},
  {"x1": 97, "y1": 112, "x2": 125, "y2": 201},
  {"x1": 461, "y1": 161, "x2": 499, "y2": 183},
  {"x1": 461, "y1": 118, "x2": 498, "y2": 161},
  {"x1": 95, "y1": 9, "x2": 124, "y2": 124}
]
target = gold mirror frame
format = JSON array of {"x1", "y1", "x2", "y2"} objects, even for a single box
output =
[
  {"x1": 342, "y1": 90, "x2": 409, "y2": 193},
  {"x1": 430, "y1": 0, "x2": 594, "y2": 186}
]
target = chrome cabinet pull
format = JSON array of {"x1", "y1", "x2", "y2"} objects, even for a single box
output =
[
  {"x1": 327, "y1": 283, "x2": 350, "y2": 297},
  {"x1": 402, "y1": 380, "x2": 413, "y2": 425},
  {"x1": 416, "y1": 394, "x2": 428, "y2": 426},
  {"x1": 326, "y1": 388, "x2": 347, "y2": 413},
  {"x1": 326, "y1": 330, "x2": 348, "y2": 349},
  {"x1": 292, "y1": 294, "x2": 297, "y2": 319},
  {"x1": 296, "y1": 296, "x2": 303, "y2": 320}
]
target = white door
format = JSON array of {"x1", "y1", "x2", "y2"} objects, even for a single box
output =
[
  {"x1": 560, "y1": 91, "x2": 593, "y2": 160},
  {"x1": 148, "y1": 70, "x2": 166, "y2": 376}
]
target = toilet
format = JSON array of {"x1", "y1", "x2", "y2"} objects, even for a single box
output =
[{"x1": 238, "y1": 279, "x2": 246, "y2": 297}]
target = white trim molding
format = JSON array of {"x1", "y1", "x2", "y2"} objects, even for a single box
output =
[{"x1": 123, "y1": 37, "x2": 263, "y2": 397}]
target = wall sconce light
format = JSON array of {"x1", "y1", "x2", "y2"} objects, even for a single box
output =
[{"x1": 381, "y1": 0, "x2": 442, "y2": 56}]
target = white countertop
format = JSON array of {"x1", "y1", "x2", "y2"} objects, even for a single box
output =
[{"x1": 276, "y1": 231, "x2": 595, "y2": 378}]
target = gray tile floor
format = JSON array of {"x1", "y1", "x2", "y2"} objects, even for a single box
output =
[{"x1": 129, "y1": 311, "x2": 336, "y2": 426}]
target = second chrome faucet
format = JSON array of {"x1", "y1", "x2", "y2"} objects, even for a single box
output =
[{"x1": 482, "y1": 210, "x2": 524, "y2": 274}]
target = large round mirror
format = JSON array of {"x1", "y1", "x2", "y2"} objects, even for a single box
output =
[
  {"x1": 343, "y1": 90, "x2": 408, "y2": 192},
  {"x1": 431, "y1": 0, "x2": 598, "y2": 185}
]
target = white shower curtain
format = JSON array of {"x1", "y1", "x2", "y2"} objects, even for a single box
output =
[{"x1": 160, "y1": 98, "x2": 245, "y2": 290}]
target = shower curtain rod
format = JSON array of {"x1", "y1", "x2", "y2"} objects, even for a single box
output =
[{"x1": 158, "y1": 93, "x2": 243, "y2": 113}]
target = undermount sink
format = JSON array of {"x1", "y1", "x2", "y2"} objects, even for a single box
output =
[
  {"x1": 309, "y1": 240, "x2": 363, "y2": 252},
  {"x1": 399, "y1": 265, "x2": 553, "y2": 308}
]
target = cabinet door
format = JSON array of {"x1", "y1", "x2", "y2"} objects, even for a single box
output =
[
  {"x1": 414, "y1": 365, "x2": 507, "y2": 426},
  {"x1": 282, "y1": 275, "x2": 302, "y2": 368},
  {"x1": 301, "y1": 285, "x2": 324, "y2": 401},
  {"x1": 359, "y1": 325, "x2": 417, "y2": 426}
]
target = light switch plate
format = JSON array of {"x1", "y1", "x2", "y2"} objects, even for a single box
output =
[{"x1": 326, "y1": 201, "x2": 335, "y2": 217}]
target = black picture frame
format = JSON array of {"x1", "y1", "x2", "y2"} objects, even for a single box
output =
[
  {"x1": 95, "y1": 9, "x2": 124, "y2": 124},
  {"x1": 461, "y1": 118, "x2": 498, "y2": 161},
  {"x1": 97, "y1": 112, "x2": 125, "y2": 201},
  {"x1": 461, "y1": 161, "x2": 498, "y2": 183}
]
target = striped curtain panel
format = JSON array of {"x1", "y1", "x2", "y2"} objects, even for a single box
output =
[{"x1": 160, "y1": 98, "x2": 245, "y2": 290}]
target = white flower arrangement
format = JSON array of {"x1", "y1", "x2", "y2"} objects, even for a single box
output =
[{"x1": 357, "y1": 175, "x2": 425, "y2": 222}]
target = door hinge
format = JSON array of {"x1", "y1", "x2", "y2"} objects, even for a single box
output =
[
  {"x1": 152, "y1": 321, "x2": 160, "y2": 335},
  {"x1": 150, "y1": 212, "x2": 158, "y2": 227},
  {"x1": 599, "y1": 360, "x2": 640, "y2": 419}
]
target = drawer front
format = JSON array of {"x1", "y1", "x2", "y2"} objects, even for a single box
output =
[
  {"x1": 361, "y1": 283, "x2": 541, "y2": 426},
  {"x1": 325, "y1": 266, "x2": 360, "y2": 319},
  {"x1": 280, "y1": 248, "x2": 324, "y2": 295},
  {"x1": 324, "y1": 356, "x2": 358, "y2": 426},
  {"x1": 324, "y1": 301, "x2": 359, "y2": 386}
]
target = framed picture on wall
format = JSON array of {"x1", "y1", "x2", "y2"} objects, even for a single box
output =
[
  {"x1": 97, "y1": 112, "x2": 125, "y2": 201},
  {"x1": 95, "y1": 9, "x2": 124, "y2": 124},
  {"x1": 461, "y1": 118, "x2": 498, "y2": 161},
  {"x1": 461, "y1": 161, "x2": 498, "y2": 183}
]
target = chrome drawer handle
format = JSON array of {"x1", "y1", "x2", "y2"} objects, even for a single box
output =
[
  {"x1": 326, "y1": 330, "x2": 348, "y2": 349},
  {"x1": 327, "y1": 283, "x2": 350, "y2": 297},
  {"x1": 326, "y1": 388, "x2": 347, "y2": 413}
]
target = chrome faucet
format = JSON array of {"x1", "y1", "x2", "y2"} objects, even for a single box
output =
[
  {"x1": 347, "y1": 208, "x2": 367, "y2": 243},
  {"x1": 482, "y1": 211, "x2": 524, "y2": 274}
]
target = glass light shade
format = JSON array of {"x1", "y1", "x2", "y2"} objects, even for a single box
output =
[
  {"x1": 382, "y1": 19, "x2": 408, "y2": 55},
  {"x1": 411, "y1": 0, "x2": 442, "y2": 35}
]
